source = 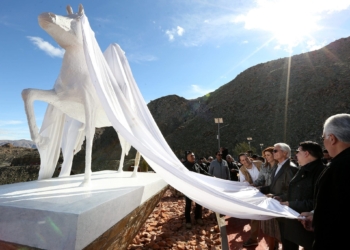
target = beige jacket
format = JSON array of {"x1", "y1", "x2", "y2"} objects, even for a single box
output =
[{"x1": 239, "y1": 160, "x2": 262, "y2": 184}]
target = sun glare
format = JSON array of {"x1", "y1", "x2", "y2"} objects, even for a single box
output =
[{"x1": 236, "y1": 0, "x2": 330, "y2": 49}]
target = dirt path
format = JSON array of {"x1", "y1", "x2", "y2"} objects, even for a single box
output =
[{"x1": 128, "y1": 189, "x2": 279, "y2": 250}]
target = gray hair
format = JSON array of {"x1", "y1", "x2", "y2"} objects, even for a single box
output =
[
  {"x1": 274, "y1": 142, "x2": 291, "y2": 157},
  {"x1": 324, "y1": 114, "x2": 350, "y2": 143}
]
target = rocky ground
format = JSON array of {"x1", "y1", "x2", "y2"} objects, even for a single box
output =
[
  {"x1": 127, "y1": 189, "x2": 223, "y2": 250},
  {"x1": 127, "y1": 189, "x2": 279, "y2": 250}
]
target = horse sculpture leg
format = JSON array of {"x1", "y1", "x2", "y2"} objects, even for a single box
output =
[
  {"x1": 117, "y1": 148, "x2": 125, "y2": 173},
  {"x1": 79, "y1": 96, "x2": 97, "y2": 187},
  {"x1": 131, "y1": 151, "x2": 141, "y2": 178},
  {"x1": 22, "y1": 88, "x2": 59, "y2": 147}
]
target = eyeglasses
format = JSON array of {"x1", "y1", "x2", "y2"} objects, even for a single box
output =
[
  {"x1": 273, "y1": 149, "x2": 279, "y2": 153},
  {"x1": 217, "y1": 154, "x2": 222, "y2": 156}
]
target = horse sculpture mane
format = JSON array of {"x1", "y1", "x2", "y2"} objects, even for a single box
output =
[{"x1": 22, "y1": 4, "x2": 132, "y2": 186}]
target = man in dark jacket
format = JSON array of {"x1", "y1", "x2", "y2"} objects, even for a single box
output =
[
  {"x1": 259, "y1": 143, "x2": 298, "y2": 248},
  {"x1": 226, "y1": 154, "x2": 240, "y2": 181},
  {"x1": 275, "y1": 141, "x2": 324, "y2": 250},
  {"x1": 300, "y1": 114, "x2": 350, "y2": 250},
  {"x1": 198, "y1": 157, "x2": 209, "y2": 172},
  {"x1": 183, "y1": 150, "x2": 211, "y2": 229},
  {"x1": 260, "y1": 143, "x2": 298, "y2": 197}
]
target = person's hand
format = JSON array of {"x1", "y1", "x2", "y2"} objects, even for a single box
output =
[
  {"x1": 280, "y1": 201, "x2": 289, "y2": 206},
  {"x1": 273, "y1": 196, "x2": 282, "y2": 201},
  {"x1": 266, "y1": 193, "x2": 274, "y2": 198},
  {"x1": 299, "y1": 212, "x2": 314, "y2": 231}
]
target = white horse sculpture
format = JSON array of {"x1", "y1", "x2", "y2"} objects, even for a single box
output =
[{"x1": 22, "y1": 4, "x2": 134, "y2": 186}]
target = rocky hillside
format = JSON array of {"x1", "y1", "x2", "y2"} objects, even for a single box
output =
[{"x1": 148, "y1": 37, "x2": 350, "y2": 157}]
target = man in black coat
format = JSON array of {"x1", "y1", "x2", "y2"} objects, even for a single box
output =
[
  {"x1": 183, "y1": 150, "x2": 211, "y2": 229},
  {"x1": 198, "y1": 157, "x2": 209, "y2": 172},
  {"x1": 259, "y1": 143, "x2": 298, "y2": 248},
  {"x1": 275, "y1": 141, "x2": 324, "y2": 250},
  {"x1": 300, "y1": 114, "x2": 350, "y2": 250},
  {"x1": 226, "y1": 154, "x2": 240, "y2": 181}
]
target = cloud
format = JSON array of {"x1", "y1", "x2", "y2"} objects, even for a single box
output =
[
  {"x1": 177, "y1": 26, "x2": 185, "y2": 36},
  {"x1": 0, "y1": 121, "x2": 29, "y2": 140},
  {"x1": 165, "y1": 10, "x2": 239, "y2": 46},
  {"x1": 191, "y1": 84, "x2": 214, "y2": 96},
  {"x1": 165, "y1": 30, "x2": 175, "y2": 41},
  {"x1": 0, "y1": 128, "x2": 30, "y2": 140},
  {"x1": 0, "y1": 120, "x2": 23, "y2": 126},
  {"x1": 182, "y1": 84, "x2": 214, "y2": 99},
  {"x1": 127, "y1": 53, "x2": 158, "y2": 63},
  {"x1": 306, "y1": 39, "x2": 326, "y2": 51},
  {"x1": 165, "y1": 26, "x2": 185, "y2": 41},
  {"x1": 27, "y1": 36, "x2": 65, "y2": 58}
]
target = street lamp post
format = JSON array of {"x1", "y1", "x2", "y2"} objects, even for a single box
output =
[
  {"x1": 260, "y1": 143, "x2": 264, "y2": 154},
  {"x1": 247, "y1": 137, "x2": 252, "y2": 150},
  {"x1": 214, "y1": 118, "x2": 223, "y2": 151}
]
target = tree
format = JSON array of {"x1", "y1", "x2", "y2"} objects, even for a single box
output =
[{"x1": 233, "y1": 142, "x2": 256, "y2": 158}]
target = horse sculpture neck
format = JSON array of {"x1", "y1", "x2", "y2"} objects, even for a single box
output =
[{"x1": 59, "y1": 46, "x2": 89, "y2": 83}]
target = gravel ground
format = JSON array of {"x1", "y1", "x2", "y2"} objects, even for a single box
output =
[{"x1": 128, "y1": 189, "x2": 223, "y2": 250}]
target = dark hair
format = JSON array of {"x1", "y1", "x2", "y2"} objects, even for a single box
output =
[
  {"x1": 184, "y1": 150, "x2": 193, "y2": 159},
  {"x1": 238, "y1": 153, "x2": 248, "y2": 163},
  {"x1": 323, "y1": 149, "x2": 328, "y2": 153},
  {"x1": 216, "y1": 151, "x2": 222, "y2": 155},
  {"x1": 257, "y1": 156, "x2": 265, "y2": 162},
  {"x1": 299, "y1": 141, "x2": 323, "y2": 159}
]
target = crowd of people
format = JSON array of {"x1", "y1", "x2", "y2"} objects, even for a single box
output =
[{"x1": 181, "y1": 113, "x2": 350, "y2": 250}]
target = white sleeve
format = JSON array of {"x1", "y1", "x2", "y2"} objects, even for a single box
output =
[{"x1": 239, "y1": 170, "x2": 245, "y2": 182}]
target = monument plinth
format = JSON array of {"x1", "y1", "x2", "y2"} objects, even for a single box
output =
[{"x1": 0, "y1": 171, "x2": 168, "y2": 250}]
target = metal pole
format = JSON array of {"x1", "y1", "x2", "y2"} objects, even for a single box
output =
[
  {"x1": 218, "y1": 123, "x2": 220, "y2": 151},
  {"x1": 216, "y1": 213, "x2": 229, "y2": 250}
]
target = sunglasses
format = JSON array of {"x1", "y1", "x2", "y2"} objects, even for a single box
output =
[{"x1": 273, "y1": 149, "x2": 279, "y2": 153}]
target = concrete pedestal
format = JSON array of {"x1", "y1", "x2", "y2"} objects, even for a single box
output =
[{"x1": 0, "y1": 171, "x2": 168, "y2": 250}]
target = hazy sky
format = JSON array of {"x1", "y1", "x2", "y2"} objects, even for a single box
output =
[{"x1": 1, "y1": 0, "x2": 350, "y2": 140}]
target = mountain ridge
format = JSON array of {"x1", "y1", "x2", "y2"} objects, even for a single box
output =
[{"x1": 147, "y1": 36, "x2": 350, "y2": 158}]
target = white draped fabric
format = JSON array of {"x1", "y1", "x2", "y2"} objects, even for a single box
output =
[
  {"x1": 37, "y1": 13, "x2": 300, "y2": 220},
  {"x1": 80, "y1": 15, "x2": 299, "y2": 220}
]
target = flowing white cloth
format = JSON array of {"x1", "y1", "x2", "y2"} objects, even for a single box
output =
[{"x1": 78, "y1": 14, "x2": 299, "y2": 220}]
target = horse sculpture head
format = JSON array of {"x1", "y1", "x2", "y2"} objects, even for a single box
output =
[{"x1": 38, "y1": 4, "x2": 85, "y2": 49}]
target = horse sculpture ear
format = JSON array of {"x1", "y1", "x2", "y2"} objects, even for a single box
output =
[
  {"x1": 66, "y1": 5, "x2": 73, "y2": 15},
  {"x1": 78, "y1": 4, "x2": 84, "y2": 15}
]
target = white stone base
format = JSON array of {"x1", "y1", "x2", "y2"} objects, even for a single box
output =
[{"x1": 0, "y1": 171, "x2": 168, "y2": 250}]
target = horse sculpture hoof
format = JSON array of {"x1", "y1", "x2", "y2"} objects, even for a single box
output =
[{"x1": 79, "y1": 179, "x2": 91, "y2": 188}]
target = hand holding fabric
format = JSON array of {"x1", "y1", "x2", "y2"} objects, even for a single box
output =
[
  {"x1": 299, "y1": 212, "x2": 314, "y2": 231},
  {"x1": 273, "y1": 195, "x2": 282, "y2": 201},
  {"x1": 280, "y1": 201, "x2": 289, "y2": 206}
]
